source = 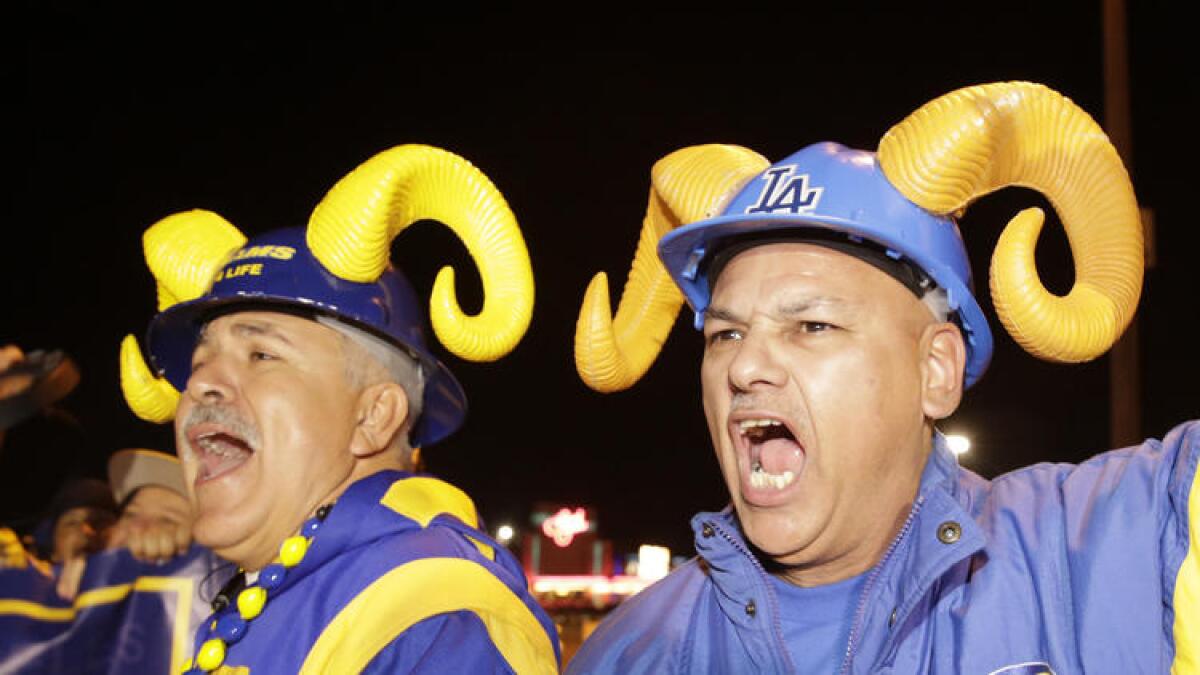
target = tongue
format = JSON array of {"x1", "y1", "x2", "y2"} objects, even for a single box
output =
[
  {"x1": 199, "y1": 441, "x2": 251, "y2": 480},
  {"x1": 756, "y1": 438, "x2": 805, "y2": 474}
]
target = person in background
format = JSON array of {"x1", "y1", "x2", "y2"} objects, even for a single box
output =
[
  {"x1": 32, "y1": 477, "x2": 118, "y2": 600},
  {"x1": 107, "y1": 448, "x2": 194, "y2": 564},
  {"x1": 568, "y1": 81, "x2": 1197, "y2": 673},
  {"x1": 0, "y1": 344, "x2": 89, "y2": 541}
]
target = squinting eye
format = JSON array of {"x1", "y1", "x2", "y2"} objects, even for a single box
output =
[
  {"x1": 706, "y1": 329, "x2": 743, "y2": 346},
  {"x1": 800, "y1": 322, "x2": 834, "y2": 334},
  {"x1": 250, "y1": 351, "x2": 276, "y2": 361}
]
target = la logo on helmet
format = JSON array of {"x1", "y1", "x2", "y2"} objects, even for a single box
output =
[{"x1": 746, "y1": 165, "x2": 824, "y2": 215}]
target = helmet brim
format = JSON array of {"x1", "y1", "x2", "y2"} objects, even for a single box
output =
[{"x1": 147, "y1": 292, "x2": 468, "y2": 448}]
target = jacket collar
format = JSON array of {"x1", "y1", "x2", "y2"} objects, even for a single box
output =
[
  {"x1": 271, "y1": 470, "x2": 485, "y2": 594},
  {"x1": 867, "y1": 433, "x2": 985, "y2": 643}
]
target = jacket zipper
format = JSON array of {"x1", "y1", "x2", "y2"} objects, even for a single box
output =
[
  {"x1": 838, "y1": 495, "x2": 926, "y2": 675},
  {"x1": 711, "y1": 519, "x2": 796, "y2": 674}
]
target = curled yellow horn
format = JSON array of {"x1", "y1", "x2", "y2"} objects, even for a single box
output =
[
  {"x1": 575, "y1": 145, "x2": 769, "y2": 392},
  {"x1": 878, "y1": 81, "x2": 1143, "y2": 362},
  {"x1": 120, "y1": 210, "x2": 247, "y2": 422},
  {"x1": 120, "y1": 334, "x2": 180, "y2": 423},
  {"x1": 306, "y1": 145, "x2": 533, "y2": 362},
  {"x1": 144, "y1": 210, "x2": 248, "y2": 311}
]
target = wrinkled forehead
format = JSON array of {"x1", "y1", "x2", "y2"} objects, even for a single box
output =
[
  {"x1": 709, "y1": 241, "x2": 916, "y2": 306},
  {"x1": 195, "y1": 307, "x2": 340, "y2": 351},
  {"x1": 707, "y1": 232, "x2": 932, "y2": 303}
]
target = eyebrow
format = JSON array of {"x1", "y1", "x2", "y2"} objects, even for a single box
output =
[
  {"x1": 196, "y1": 319, "x2": 296, "y2": 348},
  {"x1": 705, "y1": 296, "x2": 848, "y2": 324}
]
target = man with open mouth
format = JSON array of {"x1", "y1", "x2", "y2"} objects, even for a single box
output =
[
  {"x1": 567, "y1": 82, "x2": 1198, "y2": 673},
  {"x1": 118, "y1": 144, "x2": 560, "y2": 674}
]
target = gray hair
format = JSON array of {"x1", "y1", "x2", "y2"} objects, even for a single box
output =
[{"x1": 315, "y1": 316, "x2": 425, "y2": 443}]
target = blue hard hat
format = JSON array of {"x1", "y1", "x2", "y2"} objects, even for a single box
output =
[
  {"x1": 657, "y1": 142, "x2": 994, "y2": 387},
  {"x1": 146, "y1": 226, "x2": 467, "y2": 447}
]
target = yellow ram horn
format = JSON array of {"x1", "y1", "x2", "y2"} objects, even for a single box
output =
[
  {"x1": 575, "y1": 145, "x2": 769, "y2": 392},
  {"x1": 306, "y1": 144, "x2": 533, "y2": 362},
  {"x1": 120, "y1": 210, "x2": 247, "y2": 423},
  {"x1": 144, "y1": 210, "x2": 248, "y2": 311},
  {"x1": 120, "y1": 334, "x2": 180, "y2": 423},
  {"x1": 878, "y1": 81, "x2": 1143, "y2": 362}
]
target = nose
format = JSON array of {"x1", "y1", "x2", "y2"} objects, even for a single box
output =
[
  {"x1": 185, "y1": 354, "x2": 236, "y2": 404},
  {"x1": 727, "y1": 333, "x2": 787, "y2": 393}
]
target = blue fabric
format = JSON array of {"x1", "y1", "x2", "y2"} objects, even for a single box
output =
[
  {"x1": 362, "y1": 611, "x2": 514, "y2": 674},
  {"x1": 771, "y1": 571, "x2": 867, "y2": 673},
  {"x1": 186, "y1": 470, "x2": 561, "y2": 673},
  {"x1": 567, "y1": 420, "x2": 1200, "y2": 674},
  {"x1": 0, "y1": 544, "x2": 231, "y2": 674}
]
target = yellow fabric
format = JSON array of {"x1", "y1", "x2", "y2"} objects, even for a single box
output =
[
  {"x1": 306, "y1": 144, "x2": 534, "y2": 362},
  {"x1": 380, "y1": 476, "x2": 494, "y2": 560},
  {"x1": 0, "y1": 576, "x2": 194, "y2": 671},
  {"x1": 1172, "y1": 462, "x2": 1200, "y2": 673},
  {"x1": 379, "y1": 476, "x2": 480, "y2": 528},
  {"x1": 299, "y1": 557, "x2": 557, "y2": 675},
  {"x1": 1, "y1": 527, "x2": 29, "y2": 569}
]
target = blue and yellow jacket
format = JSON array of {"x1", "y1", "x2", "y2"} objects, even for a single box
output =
[
  {"x1": 568, "y1": 421, "x2": 1200, "y2": 674},
  {"x1": 190, "y1": 470, "x2": 560, "y2": 674}
]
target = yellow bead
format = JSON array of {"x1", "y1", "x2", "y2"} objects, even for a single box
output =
[
  {"x1": 279, "y1": 535, "x2": 308, "y2": 568},
  {"x1": 179, "y1": 658, "x2": 194, "y2": 673},
  {"x1": 196, "y1": 639, "x2": 226, "y2": 671},
  {"x1": 237, "y1": 586, "x2": 267, "y2": 620}
]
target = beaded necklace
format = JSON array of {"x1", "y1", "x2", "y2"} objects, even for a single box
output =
[{"x1": 181, "y1": 503, "x2": 333, "y2": 674}]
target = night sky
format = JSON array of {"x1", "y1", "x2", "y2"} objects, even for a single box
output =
[{"x1": 9, "y1": 5, "x2": 1197, "y2": 560}]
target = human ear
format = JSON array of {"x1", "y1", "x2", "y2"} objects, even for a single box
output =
[
  {"x1": 349, "y1": 382, "x2": 410, "y2": 459},
  {"x1": 921, "y1": 322, "x2": 966, "y2": 420}
]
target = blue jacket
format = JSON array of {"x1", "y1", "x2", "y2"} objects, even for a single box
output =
[
  {"x1": 568, "y1": 421, "x2": 1200, "y2": 674},
  {"x1": 187, "y1": 470, "x2": 561, "y2": 674}
]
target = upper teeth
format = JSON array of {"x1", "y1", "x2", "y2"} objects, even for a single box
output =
[
  {"x1": 196, "y1": 432, "x2": 245, "y2": 457},
  {"x1": 739, "y1": 419, "x2": 782, "y2": 431}
]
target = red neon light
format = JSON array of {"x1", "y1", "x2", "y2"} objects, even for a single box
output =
[{"x1": 542, "y1": 507, "x2": 590, "y2": 547}]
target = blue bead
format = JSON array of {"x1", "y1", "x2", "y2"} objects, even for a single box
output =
[
  {"x1": 301, "y1": 517, "x2": 322, "y2": 538},
  {"x1": 214, "y1": 612, "x2": 249, "y2": 643},
  {"x1": 259, "y1": 564, "x2": 287, "y2": 590}
]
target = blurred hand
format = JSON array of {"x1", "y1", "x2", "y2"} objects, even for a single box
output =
[
  {"x1": 56, "y1": 555, "x2": 87, "y2": 601},
  {"x1": 0, "y1": 345, "x2": 24, "y2": 371},
  {"x1": 108, "y1": 515, "x2": 192, "y2": 564},
  {"x1": 0, "y1": 345, "x2": 33, "y2": 399}
]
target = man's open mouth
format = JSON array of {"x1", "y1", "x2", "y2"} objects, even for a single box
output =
[
  {"x1": 738, "y1": 418, "x2": 806, "y2": 491},
  {"x1": 188, "y1": 427, "x2": 255, "y2": 484}
]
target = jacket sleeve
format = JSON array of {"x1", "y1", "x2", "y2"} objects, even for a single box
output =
[{"x1": 1057, "y1": 419, "x2": 1199, "y2": 670}]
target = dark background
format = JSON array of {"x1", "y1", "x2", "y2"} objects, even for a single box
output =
[{"x1": 8, "y1": 4, "x2": 1197, "y2": 560}]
